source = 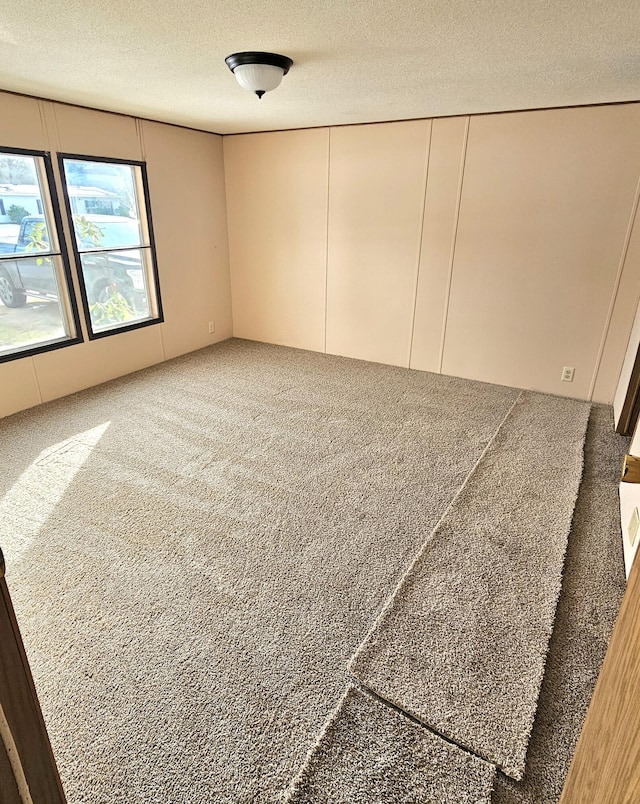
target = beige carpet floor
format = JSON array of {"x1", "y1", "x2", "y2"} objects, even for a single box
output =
[
  {"x1": 285, "y1": 684, "x2": 496, "y2": 804},
  {"x1": 0, "y1": 341, "x2": 627, "y2": 802},
  {"x1": 493, "y1": 404, "x2": 628, "y2": 803},
  {"x1": 349, "y1": 392, "x2": 590, "y2": 780},
  {"x1": 273, "y1": 402, "x2": 626, "y2": 802},
  {"x1": 0, "y1": 339, "x2": 521, "y2": 803}
]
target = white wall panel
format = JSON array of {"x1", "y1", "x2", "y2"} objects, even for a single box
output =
[
  {"x1": 326, "y1": 121, "x2": 430, "y2": 367},
  {"x1": 0, "y1": 93, "x2": 232, "y2": 417},
  {"x1": 442, "y1": 105, "x2": 640, "y2": 398},
  {"x1": 225, "y1": 129, "x2": 329, "y2": 352},
  {"x1": 410, "y1": 116, "x2": 467, "y2": 373}
]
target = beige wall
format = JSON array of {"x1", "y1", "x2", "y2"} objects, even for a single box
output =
[
  {"x1": 224, "y1": 103, "x2": 640, "y2": 403},
  {"x1": 4, "y1": 96, "x2": 640, "y2": 418},
  {"x1": 0, "y1": 93, "x2": 232, "y2": 419},
  {"x1": 325, "y1": 120, "x2": 430, "y2": 366},
  {"x1": 224, "y1": 129, "x2": 328, "y2": 352},
  {"x1": 443, "y1": 105, "x2": 640, "y2": 399}
]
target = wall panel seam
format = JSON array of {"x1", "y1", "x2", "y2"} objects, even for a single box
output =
[
  {"x1": 36, "y1": 101, "x2": 51, "y2": 152},
  {"x1": 438, "y1": 116, "x2": 470, "y2": 374},
  {"x1": 136, "y1": 118, "x2": 147, "y2": 161},
  {"x1": 324, "y1": 129, "x2": 331, "y2": 354},
  {"x1": 222, "y1": 141, "x2": 238, "y2": 338},
  {"x1": 38, "y1": 100, "x2": 61, "y2": 153},
  {"x1": 588, "y1": 167, "x2": 640, "y2": 401},
  {"x1": 29, "y1": 358, "x2": 43, "y2": 405},
  {"x1": 408, "y1": 121, "x2": 433, "y2": 369},
  {"x1": 158, "y1": 326, "x2": 167, "y2": 362}
]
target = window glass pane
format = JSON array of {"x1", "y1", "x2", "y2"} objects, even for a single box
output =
[
  {"x1": 73, "y1": 214, "x2": 142, "y2": 250},
  {"x1": 0, "y1": 256, "x2": 70, "y2": 357},
  {"x1": 62, "y1": 156, "x2": 162, "y2": 339},
  {"x1": 81, "y1": 248, "x2": 153, "y2": 333},
  {"x1": 63, "y1": 160, "x2": 144, "y2": 251},
  {"x1": 0, "y1": 153, "x2": 53, "y2": 256},
  {"x1": 0, "y1": 149, "x2": 79, "y2": 362}
]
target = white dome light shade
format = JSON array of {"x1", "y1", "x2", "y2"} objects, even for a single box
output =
[
  {"x1": 225, "y1": 52, "x2": 293, "y2": 99},
  {"x1": 233, "y1": 64, "x2": 285, "y2": 94}
]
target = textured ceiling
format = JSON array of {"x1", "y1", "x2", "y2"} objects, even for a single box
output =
[{"x1": 0, "y1": 1, "x2": 638, "y2": 135}]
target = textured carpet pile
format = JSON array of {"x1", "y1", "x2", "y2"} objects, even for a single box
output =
[
  {"x1": 0, "y1": 340, "x2": 518, "y2": 802},
  {"x1": 0, "y1": 340, "x2": 627, "y2": 802},
  {"x1": 492, "y1": 404, "x2": 627, "y2": 803},
  {"x1": 349, "y1": 392, "x2": 590, "y2": 780},
  {"x1": 285, "y1": 684, "x2": 496, "y2": 804}
]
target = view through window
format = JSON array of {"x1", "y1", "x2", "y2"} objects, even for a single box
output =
[
  {"x1": 60, "y1": 157, "x2": 162, "y2": 336},
  {"x1": 0, "y1": 150, "x2": 79, "y2": 361}
]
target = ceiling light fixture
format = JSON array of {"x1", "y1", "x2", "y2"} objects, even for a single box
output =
[{"x1": 225, "y1": 52, "x2": 293, "y2": 99}]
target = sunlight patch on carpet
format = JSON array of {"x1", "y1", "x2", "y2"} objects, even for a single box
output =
[{"x1": 0, "y1": 422, "x2": 110, "y2": 564}]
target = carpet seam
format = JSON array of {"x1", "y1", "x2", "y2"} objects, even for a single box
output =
[
  {"x1": 351, "y1": 679, "x2": 498, "y2": 772},
  {"x1": 284, "y1": 681, "x2": 497, "y2": 803},
  {"x1": 506, "y1": 402, "x2": 591, "y2": 774},
  {"x1": 348, "y1": 396, "x2": 591, "y2": 781},
  {"x1": 283, "y1": 686, "x2": 353, "y2": 801},
  {"x1": 285, "y1": 390, "x2": 523, "y2": 801},
  {"x1": 346, "y1": 389, "x2": 524, "y2": 676}
]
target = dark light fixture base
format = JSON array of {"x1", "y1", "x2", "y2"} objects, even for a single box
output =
[{"x1": 225, "y1": 52, "x2": 293, "y2": 75}]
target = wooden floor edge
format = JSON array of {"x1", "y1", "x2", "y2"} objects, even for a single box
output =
[{"x1": 560, "y1": 552, "x2": 640, "y2": 802}]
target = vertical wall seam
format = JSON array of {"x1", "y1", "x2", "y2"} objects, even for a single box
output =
[
  {"x1": 221, "y1": 138, "x2": 237, "y2": 339},
  {"x1": 438, "y1": 115, "x2": 470, "y2": 374},
  {"x1": 50, "y1": 102, "x2": 91, "y2": 346},
  {"x1": 29, "y1": 358, "x2": 43, "y2": 405},
  {"x1": 408, "y1": 120, "x2": 433, "y2": 369},
  {"x1": 38, "y1": 99, "x2": 61, "y2": 154},
  {"x1": 158, "y1": 324, "x2": 167, "y2": 361},
  {"x1": 36, "y1": 101, "x2": 51, "y2": 151},
  {"x1": 588, "y1": 168, "x2": 640, "y2": 401},
  {"x1": 324, "y1": 128, "x2": 331, "y2": 354},
  {"x1": 219, "y1": 137, "x2": 235, "y2": 340},
  {"x1": 33, "y1": 101, "x2": 56, "y2": 401},
  {"x1": 136, "y1": 117, "x2": 147, "y2": 161},
  {"x1": 48, "y1": 102, "x2": 61, "y2": 155},
  {"x1": 135, "y1": 118, "x2": 165, "y2": 359}
]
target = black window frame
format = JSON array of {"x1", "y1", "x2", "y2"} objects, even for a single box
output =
[
  {"x1": 57, "y1": 153, "x2": 164, "y2": 341},
  {"x1": 0, "y1": 146, "x2": 84, "y2": 365}
]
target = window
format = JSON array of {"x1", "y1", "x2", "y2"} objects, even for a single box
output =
[
  {"x1": 0, "y1": 148, "x2": 82, "y2": 363},
  {"x1": 59, "y1": 155, "x2": 163, "y2": 338}
]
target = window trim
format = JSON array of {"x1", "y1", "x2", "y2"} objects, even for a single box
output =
[
  {"x1": 0, "y1": 146, "x2": 84, "y2": 365},
  {"x1": 57, "y1": 153, "x2": 164, "y2": 341}
]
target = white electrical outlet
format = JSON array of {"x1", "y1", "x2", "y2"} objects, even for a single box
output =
[
  {"x1": 561, "y1": 366, "x2": 575, "y2": 382},
  {"x1": 208, "y1": 321, "x2": 215, "y2": 334}
]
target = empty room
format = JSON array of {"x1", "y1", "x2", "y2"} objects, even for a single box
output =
[{"x1": 1, "y1": 1, "x2": 640, "y2": 802}]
